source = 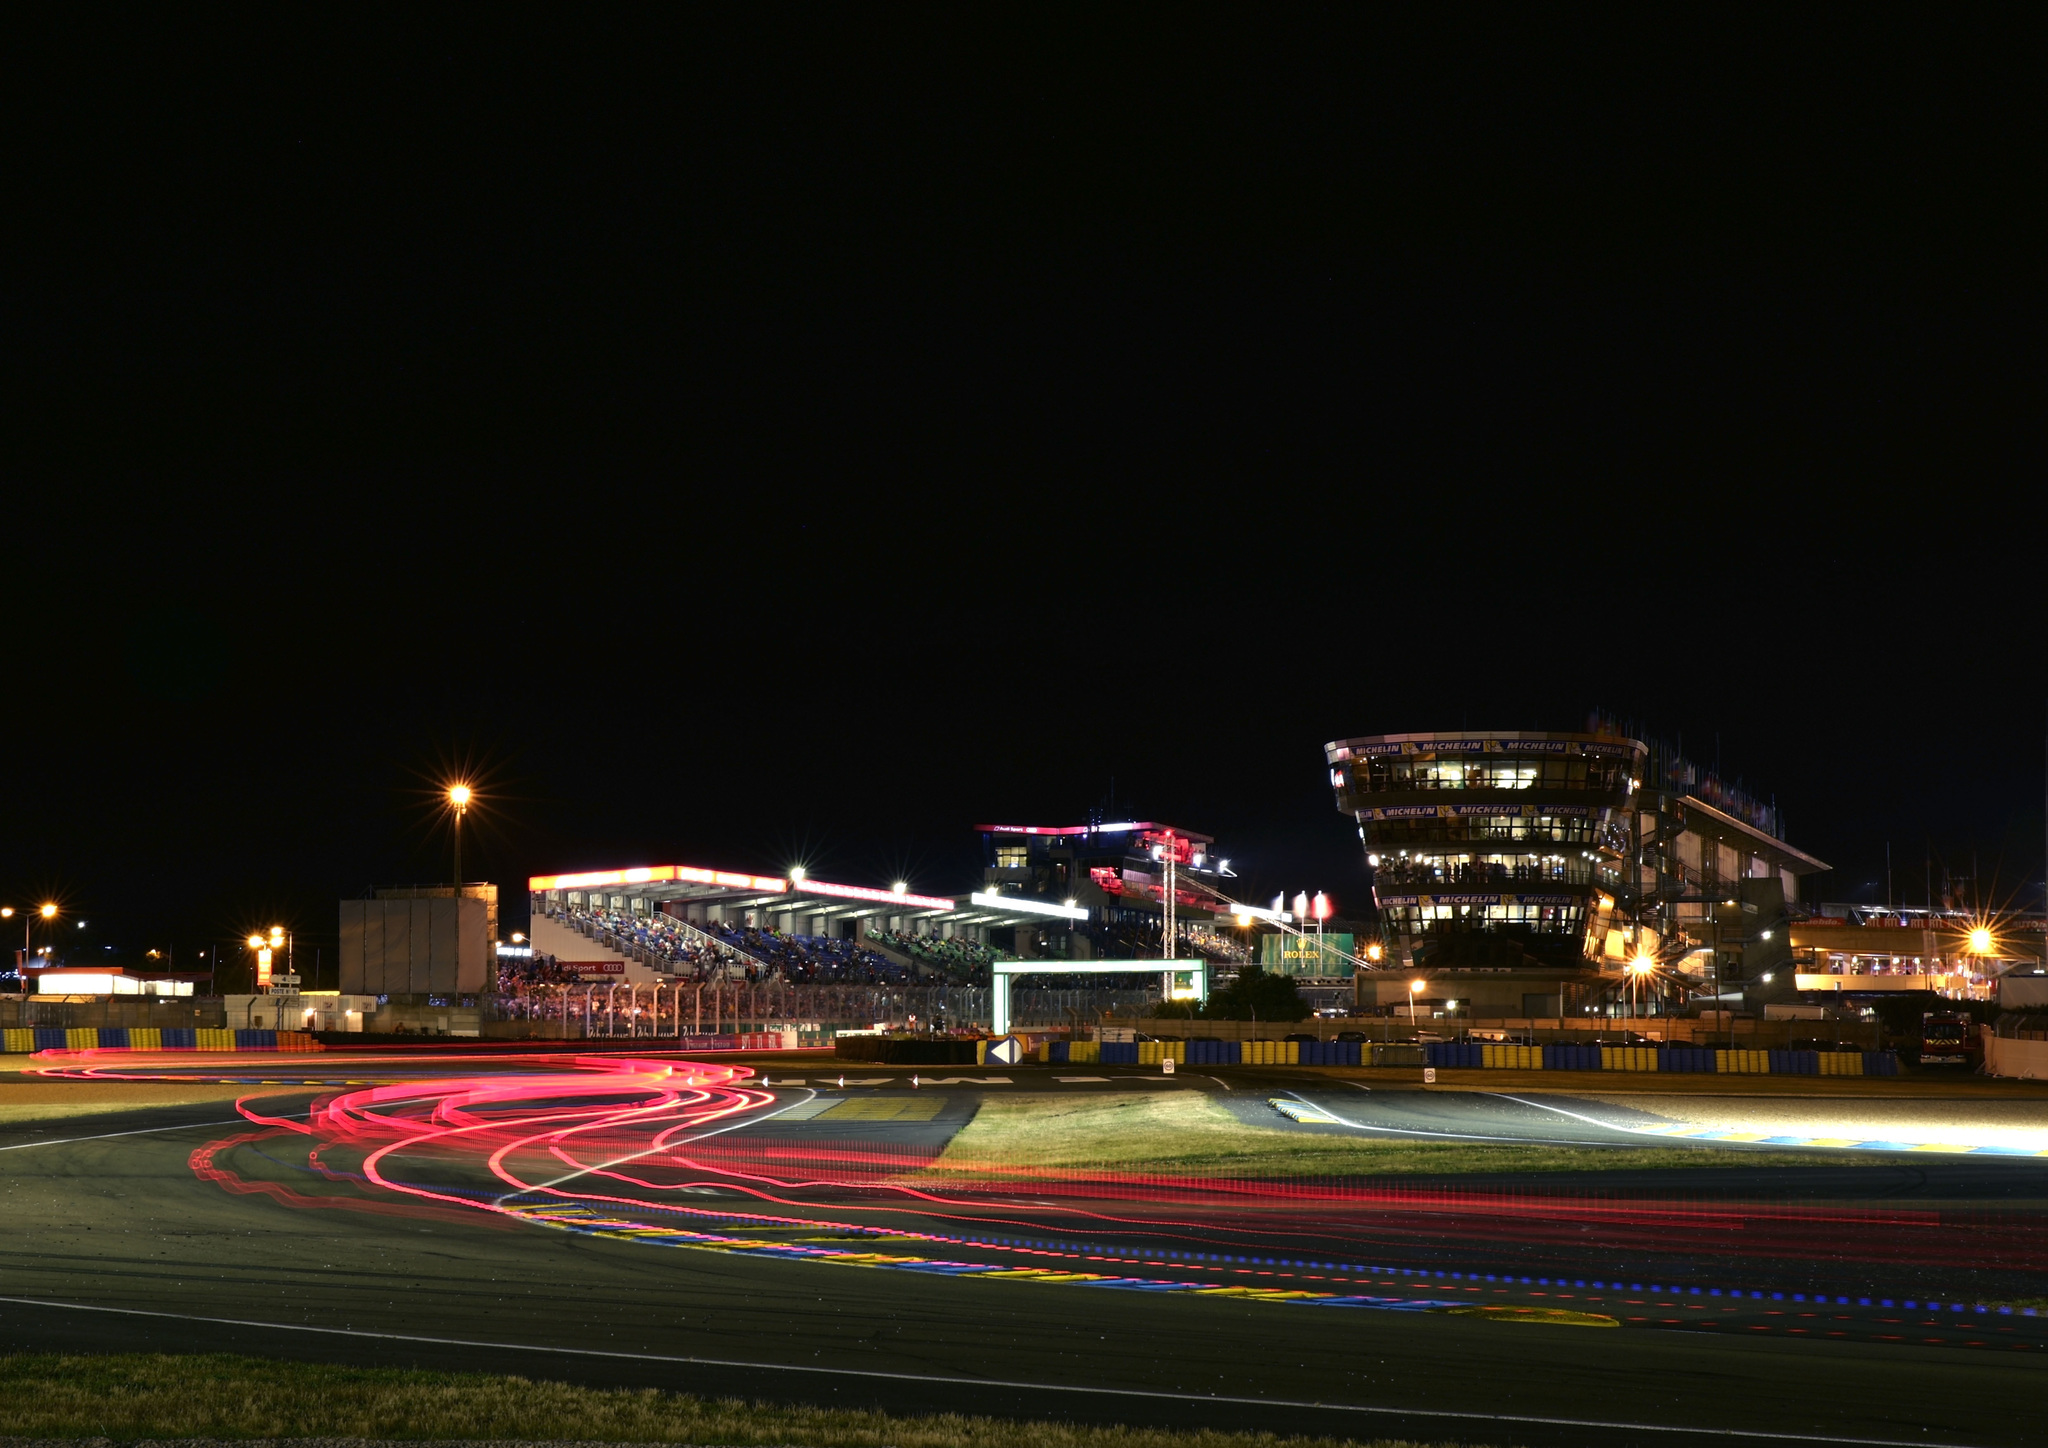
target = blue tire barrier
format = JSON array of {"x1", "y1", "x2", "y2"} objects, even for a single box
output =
[
  {"x1": 1425, "y1": 1042, "x2": 1484, "y2": 1068},
  {"x1": 233, "y1": 1029, "x2": 278, "y2": 1050},
  {"x1": 1542, "y1": 1044, "x2": 1600, "y2": 1070},
  {"x1": 1048, "y1": 1040, "x2": 1070, "y2": 1064},
  {"x1": 96, "y1": 1027, "x2": 129, "y2": 1048},
  {"x1": 1768, "y1": 1049, "x2": 1819, "y2": 1075},
  {"x1": 1187, "y1": 1039, "x2": 1243, "y2": 1065},
  {"x1": 1659, "y1": 1046, "x2": 1717, "y2": 1073},
  {"x1": 1864, "y1": 1050, "x2": 1901, "y2": 1076},
  {"x1": 32, "y1": 1029, "x2": 67, "y2": 1052},
  {"x1": 161, "y1": 1028, "x2": 196, "y2": 1049},
  {"x1": 1298, "y1": 1041, "x2": 1362, "y2": 1066},
  {"x1": 1100, "y1": 1042, "x2": 1139, "y2": 1065}
]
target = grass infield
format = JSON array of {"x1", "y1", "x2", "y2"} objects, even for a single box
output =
[
  {"x1": 926, "y1": 1091, "x2": 1854, "y2": 1177},
  {"x1": 0, "y1": 1354, "x2": 1464, "y2": 1448}
]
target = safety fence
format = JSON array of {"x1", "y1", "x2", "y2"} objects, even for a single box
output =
[
  {"x1": 4, "y1": 1027, "x2": 322, "y2": 1053},
  {"x1": 1424, "y1": 1042, "x2": 1900, "y2": 1076}
]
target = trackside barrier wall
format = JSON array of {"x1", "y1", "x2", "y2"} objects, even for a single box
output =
[
  {"x1": 1426, "y1": 1043, "x2": 1896, "y2": 1076},
  {"x1": 1301, "y1": 1041, "x2": 1363, "y2": 1066}
]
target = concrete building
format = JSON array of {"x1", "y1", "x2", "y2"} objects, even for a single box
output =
[{"x1": 1326, "y1": 724, "x2": 1830, "y2": 1018}]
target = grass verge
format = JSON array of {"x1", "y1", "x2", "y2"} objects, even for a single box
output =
[
  {"x1": 926, "y1": 1092, "x2": 1858, "y2": 1177},
  {"x1": 0, "y1": 1353, "x2": 1461, "y2": 1447},
  {"x1": 0, "y1": 1081, "x2": 256, "y2": 1125}
]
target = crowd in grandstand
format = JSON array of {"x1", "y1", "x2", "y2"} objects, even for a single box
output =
[
  {"x1": 552, "y1": 903, "x2": 921, "y2": 986},
  {"x1": 704, "y1": 923, "x2": 913, "y2": 985},
  {"x1": 873, "y1": 929, "x2": 996, "y2": 982}
]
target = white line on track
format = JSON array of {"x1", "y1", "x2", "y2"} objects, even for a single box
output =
[
  {"x1": 1276, "y1": 1091, "x2": 1621, "y2": 1147},
  {"x1": 0, "y1": 1111, "x2": 310, "y2": 1152},
  {"x1": 0, "y1": 1294, "x2": 1983, "y2": 1448},
  {"x1": 1488, "y1": 1092, "x2": 1657, "y2": 1134}
]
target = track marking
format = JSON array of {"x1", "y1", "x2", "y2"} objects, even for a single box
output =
[
  {"x1": 0, "y1": 1111, "x2": 311, "y2": 1152},
  {"x1": 0, "y1": 1294, "x2": 1982, "y2": 1447},
  {"x1": 1275, "y1": 1092, "x2": 1616, "y2": 1146}
]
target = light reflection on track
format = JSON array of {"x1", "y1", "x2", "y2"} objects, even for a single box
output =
[{"x1": 30, "y1": 1047, "x2": 2048, "y2": 1348}]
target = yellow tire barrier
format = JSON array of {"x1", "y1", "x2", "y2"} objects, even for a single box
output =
[
  {"x1": 64, "y1": 1027, "x2": 97, "y2": 1051},
  {"x1": 1715, "y1": 1048, "x2": 1767, "y2": 1074},
  {"x1": 2, "y1": 1028, "x2": 33, "y2": 1054},
  {"x1": 1137, "y1": 1041, "x2": 1187, "y2": 1065},
  {"x1": 1240, "y1": 1040, "x2": 1299, "y2": 1065},
  {"x1": 196, "y1": 1028, "x2": 237, "y2": 1051},
  {"x1": 1819, "y1": 1050, "x2": 1864, "y2": 1076},
  {"x1": 1599, "y1": 1046, "x2": 1659, "y2": 1072},
  {"x1": 127, "y1": 1028, "x2": 162, "y2": 1050},
  {"x1": 1067, "y1": 1040, "x2": 1099, "y2": 1064},
  {"x1": 1481, "y1": 1044, "x2": 1543, "y2": 1070}
]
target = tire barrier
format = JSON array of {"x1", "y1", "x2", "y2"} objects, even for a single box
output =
[
  {"x1": 1418, "y1": 1041, "x2": 1900, "y2": 1076},
  {"x1": 7, "y1": 1024, "x2": 330, "y2": 1054},
  {"x1": 1241, "y1": 1041, "x2": 1301, "y2": 1065},
  {"x1": 796, "y1": 1035, "x2": 1904, "y2": 1074},
  {"x1": 1601, "y1": 1046, "x2": 1659, "y2": 1072},
  {"x1": 840, "y1": 1036, "x2": 980, "y2": 1065},
  {"x1": 1300, "y1": 1041, "x2": 1364, "y2": 1066},
  {"x1": 1659, "y1": 1046, "x2": 1718, "y2": 1073},
  {"x1": 1055, "y1": 1040, "x2": 1101, "y2": 1064}
]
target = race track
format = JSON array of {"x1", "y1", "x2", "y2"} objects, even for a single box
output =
[{"x1": 5, "y1": 1048, "x2": 2048, "y2": 1448}]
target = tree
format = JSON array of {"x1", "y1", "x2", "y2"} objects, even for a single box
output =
[{"x1": 1199, "y1": 964, "x2": 1309, "y2": 1022}]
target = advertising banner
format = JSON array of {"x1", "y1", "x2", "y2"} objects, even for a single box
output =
[{"x1": 1260, "y1": 932, "x2": 1354, "y2": 977}]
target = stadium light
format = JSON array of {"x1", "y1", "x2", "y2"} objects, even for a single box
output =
[
  {"x1": 1365, "y1": 943, "x2": 1384, "y2": 963},
  {"x1": 1969, "y1": 927, "x2": 1994, "y2": 954},
  {"x1": 789, "y1": 866, "x2": 806, "y2": 883},
  {"x1": 446, "y1": 783, "x2": 472, "y2": 888}
]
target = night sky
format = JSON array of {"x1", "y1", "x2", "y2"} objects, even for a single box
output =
[{"x1": 7, "y1": 14, "x2": 2041, "y2": 983}]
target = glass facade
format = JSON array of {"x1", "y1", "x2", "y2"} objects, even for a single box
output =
[{"x1": 1326, "y1": 730, "x2": 1646, "y2": 969}]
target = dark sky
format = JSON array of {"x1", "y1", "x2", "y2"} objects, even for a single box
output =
[{"x1": 6, "y1": 13, "x2": 2042, "y2": 973}]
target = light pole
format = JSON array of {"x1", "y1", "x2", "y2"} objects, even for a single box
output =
[
  {"x1": 447, "y1": 784, "x2": 472, "y2": 888},
  {"x1": 3, "y1": 904, "x2": 58, "y2": 991},
  {"x1": 1409, "y1": 978, "x2": 1424, "y2": 1031}
]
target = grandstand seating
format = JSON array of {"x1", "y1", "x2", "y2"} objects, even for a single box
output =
[{"x1": 552, "y1": 904, "x2": 916, "y2": 985}]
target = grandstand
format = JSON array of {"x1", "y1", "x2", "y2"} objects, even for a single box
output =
[{"x1": 524, "y1": 820, "x2": 1296, "y2": 1008}]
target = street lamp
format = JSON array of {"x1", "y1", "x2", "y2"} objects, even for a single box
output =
[
  {"x1": 446, "y1": 784, "x2": 473, "y2": 888},
  {"x1": 1627, "y1": 953, "x2": 1656, "y2": 1019},
  {"x1": 3, "y1": 904, "x2": 57, "y2": 990}
]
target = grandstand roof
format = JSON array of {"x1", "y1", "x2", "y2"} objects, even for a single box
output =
[
  {"x1": 976, "y1": 821, "x2": 1216, "y2": 843},
  {"x1": 527, "y1": 862, "x2": 1079, "y2": 928}
]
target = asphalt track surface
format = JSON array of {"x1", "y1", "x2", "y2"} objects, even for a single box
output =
[{"x1": 6, "y1": 1050, "x2": 2048, "y2": 1448}]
